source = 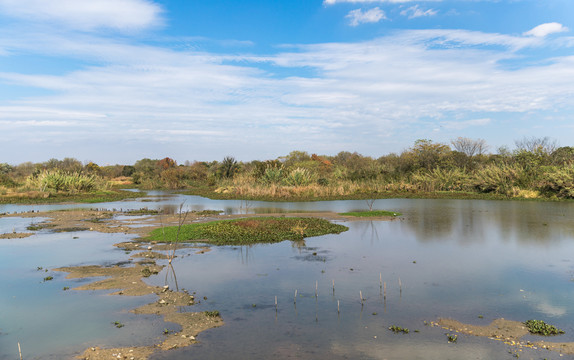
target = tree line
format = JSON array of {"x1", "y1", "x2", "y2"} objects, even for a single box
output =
[{"x1": 1, "y1": 136, "x2": 574, "y2": 199}]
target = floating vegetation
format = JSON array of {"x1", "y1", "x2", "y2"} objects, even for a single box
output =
[
  {"x1": 339, "y1": 210, "x2": 401, "y2": 217},
  {"x1": 43, "y1": 276, "x2": 53, "y2": 282},
  {"x1": 113, "y1": 321, "x2": 124, "y2": 328},
  {"x1": 141, "y1": 267, "x2": 158, "y2": 278},
  {"x1": 524, "y1": 320, "x2": 564, "y2": 336},
  {"x1": 147, "y1": 217, "x2": 349, "y2": 245},
  {"x1": 204, "y1": 310, "x2": 220, "y2": 318},
  {"x1": 27, "y1": 223, "x2": 55, "y2": 231},
  {"x1": 388, "y1": 325, "x2": 409, "y2": 334},
  {"x1": 447, "y1": 333, "x2": 458, "y2": 343},
  {"x1": 124, "y1": 208, "x2": 162, "y2": 215}
]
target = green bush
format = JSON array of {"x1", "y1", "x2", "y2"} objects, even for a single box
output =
[
  {"x1": 260, "y1": 165, "x2": 284, "y2": 184},
  {"x1": 283, "y1": 168, "x2": 314, "y2": 186},
  {"x1": 471, "y1": 163, "x2": 522, "y2": 195},
  {"x1": 538, "y1": 165, "x2": 574, "y2": 198},
  {"x1": 26, "y1": 170, "x2": 107, "y2": 193}
]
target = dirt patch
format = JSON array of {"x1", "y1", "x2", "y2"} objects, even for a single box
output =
[
  {"x1": 0, "y1": 232, "x2": 33, "y2": 239},
  {"x1": 437, "y1": 318, "x2": 574, "y2": 355}
]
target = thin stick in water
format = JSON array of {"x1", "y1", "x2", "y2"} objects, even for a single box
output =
[
  {"x1": 294, "y1": 289, "x2": 297, "y2": 303},
  {"x1": 380, "y1": 273, "x2": 382, "y2": 289},
  {"x1": 384, "y1": 282, "x2": 387, "y2": 299},
  {"x1": 399, "y1": 277, "x2": 402, "y2": 293},
  {"x1": 337, "y1": 300, "x2": 340, "y2": 314},
  {"x1": 18, "y1": 342, "x2": 22, "y2": 360},
  {"x1": 315, "y1": 281, "x2": 318, "y2": 298},
  {"x1": 332, "y1": 279, "x2": 335, "y2": 294},
  {"x1": 360, "y1": 290, "x2": 364, "y2": 305}
]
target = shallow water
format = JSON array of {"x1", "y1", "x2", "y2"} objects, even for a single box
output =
[{"x1": 2, "y1": 196, "x2": 574, "y2": 359}]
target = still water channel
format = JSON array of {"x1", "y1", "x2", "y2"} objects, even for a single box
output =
[{"x1": 1, "y1": 192, "x2": 574, "y2": 359}]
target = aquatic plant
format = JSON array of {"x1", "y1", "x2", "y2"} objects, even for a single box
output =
[
  {"x1": 204, "y1": 310, "x2": 220, "y2": 318},
  {"x1": 148, "y1": 217, "x2": 349, "y2": 246},
  {"x1": 523, "y1": 319, "x2": 564, "y2": 336},
  {"x1": 447, "y1": 333, "x2": 458, "y2": 343},
  {"x1": 388, "y1": 325, "x2": 409, "y2": 334}
]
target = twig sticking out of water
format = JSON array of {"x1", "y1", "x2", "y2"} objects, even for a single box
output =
[
  {"x1": 315, "y1": 281, "x2": 318, "y2": 298},
  {"x1": 275, "y1": 296, "x2": 278, "y2": 311},
  {"x1": 399, "y1": 277, "x2": 402, "y2": 294},
  {"x1": 380, "y1": 273, "x2": 382, "y2": 289},
  {"x1": 384, "y1": 282, "x2": 387, "y2": 299},
  {"x1": 332, "y1": 279, "x2": 335, "y2": 294},
  {"x1": 360, "y1": 290, "x2": 364, "y2": 305},
  {"x1": 18, "y1": 342, "x2": 22, "y2": 360},
  {"x1": 337, "y1": 300, "x2": 340, "y2": 314},
  {"x1": 294, "y1": 289, "x2": 297, "y2": 303}
]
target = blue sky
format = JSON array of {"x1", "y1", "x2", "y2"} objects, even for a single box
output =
[{"x1": 1, "y1": 0, "x2": 573, "y2": 165}]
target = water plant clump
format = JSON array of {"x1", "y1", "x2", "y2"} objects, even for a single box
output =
[
  {"x1": 204, "y1": 310, "x2": 220, "y2": 318},
  {"x1": 147, "y1": 217, "x2": 349, "y2": 245},
  {"x1": 524, "y1": 320, "x2": 565, "y2": 336},
  {"x1": 388, "y1": 325, "x2": 409, "y2": 334}
]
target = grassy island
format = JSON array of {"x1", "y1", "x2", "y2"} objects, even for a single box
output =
[{"x1": 147, "y1": 217, "x2": 349, "y2": 245}]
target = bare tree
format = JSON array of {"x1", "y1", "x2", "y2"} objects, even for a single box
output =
[
  {"x1": 514, "y1": 136, "x2": 558, "y2": 155},
  {"x1": 450, "y1": 137, "x2": 489, "y2": 157}
]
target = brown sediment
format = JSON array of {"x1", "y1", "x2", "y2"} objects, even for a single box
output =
[
  {"x1": 0, "y1": 232, "x2": 33, "y2": 239},
  {"x1": 437, "y1": 318, "x2": 574, "y2": 355}
]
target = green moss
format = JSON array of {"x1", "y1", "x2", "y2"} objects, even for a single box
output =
[
  {"x1": 339, "y1": 210, "x2": 401, "y2": 217},
  {"x1": 147, "y1": 217, "x2": 348, "y2": 245}
]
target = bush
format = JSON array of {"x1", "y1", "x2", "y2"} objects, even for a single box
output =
[
  {"x1": 471, "y1": 164, "x2": 522, "y2": 195},
  {"x1": 283, "y1": 168, "x2": 314, "y2": 186},
  {"x1": 26, "y1": 170, "x2": 107, "y2": 193},
  {"x1": 538, "y1": 165, "x2": 574, "y2": 198}
]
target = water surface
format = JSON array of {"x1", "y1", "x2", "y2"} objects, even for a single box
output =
[{"x1": 1, "y1": 196, "x2": 574, "y2": 359}]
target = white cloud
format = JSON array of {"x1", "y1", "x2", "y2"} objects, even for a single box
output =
[
  {"x1": 346, "y1": 7, "x2": 386, "y2": 26},
  {"x1": 401, "y1": 5, "x2": 438, "y2": 19},
  {"x1": 441, "y1": 118, "x2": 491, "y2": 130},
  {"x1": 1, "y1": 26, "x2": 574, "y2": 162},
  {"x1": 524, "y1": 22, "x2": 568, "y2": 38},
  {"x1": 0, "y1": 0, "x2": 163, "y2": 32},
  {"x1": 325, "y1": 0, "x2": 431, "y2": 4}
]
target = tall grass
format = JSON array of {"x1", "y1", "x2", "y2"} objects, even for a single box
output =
[{"x1": 26, "y1": 170, "x2": 108, "y2": 193}]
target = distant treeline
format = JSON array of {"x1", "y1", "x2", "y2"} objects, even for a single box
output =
[{"x1": 2, "y1": 137, "x2": 574, "y2": 200}]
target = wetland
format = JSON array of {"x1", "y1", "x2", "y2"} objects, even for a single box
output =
[{"x1": 2, "y1": 191, "x2": 574, "y2": 359}]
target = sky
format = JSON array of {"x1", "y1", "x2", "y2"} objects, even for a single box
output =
[{"x1": 0, "y1": 0, "x2": 573, "y2": 165}]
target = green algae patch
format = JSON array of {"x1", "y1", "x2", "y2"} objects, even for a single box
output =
[
  {"x1": 147, "y1": 217, "x2": 348, "y2": 245},
  {"x1": 339, "y1": 210, "x2": 401, "y2": 217}
]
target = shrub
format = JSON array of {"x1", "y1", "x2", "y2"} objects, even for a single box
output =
[
  {"x1": 260, "y1": 165, "x2": 284, "y2": 184},
  {"x1": 26, "y1": 170, "x2": 107, "y2": 193},
  {"x1": 471, "y1": 163, "x2": 522, "y2": 195},
  {"x1": 538, "y1": 165, "x2": 574, "y2": 198},
  {"x1": 283, "y1": 168, "x2": 314, "y2": 186}
]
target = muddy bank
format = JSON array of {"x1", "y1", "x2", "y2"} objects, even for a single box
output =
[{"x1": 437, "y1": 318, "x2": 574, "y2": 355}]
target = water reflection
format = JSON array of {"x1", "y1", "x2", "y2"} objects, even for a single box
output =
[{"x1": 3, "y1": 197, "x2": 574, "y2": 359}]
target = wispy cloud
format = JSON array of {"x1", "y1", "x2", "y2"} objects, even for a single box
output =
[
  {"x1": 400, "y1": 5, "x2": 438, "y2": 19},
  {"x1": 0, "y1": 0, "x2": 163, "y2": 32},
  {"x1": 346, "y1": 7, "x2": 386, "y2": 26},
  {"x1": 524, "y1": 22, "x2": 568, "y2": 37},
  {"x1": 325, "y1": 0, "x2": 435, "y2": 4},
  {"x1": 1, "y1": 24, "x2": 573, "y2": 162}
]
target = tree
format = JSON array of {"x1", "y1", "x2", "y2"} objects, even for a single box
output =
[
  {"x1": 219, "y1": 156, "x2": 239, "y2": 179},
  {"x1": 515, "y1": 136, "x2": 557, "y2": 155},
  {"x1": 450, "y1": 137, "x2": 488, "y2": 157},
  {"x1": 411, "y1": 139, "x2": 451, "y2": 170}
]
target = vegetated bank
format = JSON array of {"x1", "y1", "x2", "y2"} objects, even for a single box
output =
[
  {"x1": 147, "y1": 217, "x2": 349, "y2": 245},
  {"x1": 2, "y1": 136, "x2": 574, "y2": 203}
]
